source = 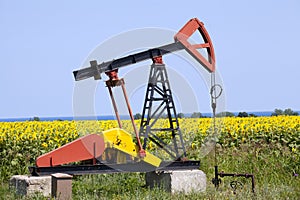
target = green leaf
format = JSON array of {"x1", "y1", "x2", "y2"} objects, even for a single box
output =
[{"x1": 11, "y1": 160, "x2": 18, "y2": 166}]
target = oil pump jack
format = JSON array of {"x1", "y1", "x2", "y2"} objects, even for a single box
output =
[{"x1": 29, "y1": 18, "x2": 217, "y2": 176}]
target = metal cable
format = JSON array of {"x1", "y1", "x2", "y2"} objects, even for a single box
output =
[{"x1": 210, "y1": 73, "x2": 223, "y2": 167}]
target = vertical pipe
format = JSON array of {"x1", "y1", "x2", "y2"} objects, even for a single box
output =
[
  {"x1": 93, "y1": 142, "x2": 96, "y2": 165},
  {"x1": 214, "y1": 165, "x2": 220, "y2": 188},
  {"x1": 107, "y1": 85, "x2": 122, "y2": 128},
  {"x1": 251, "y1": 175, "x2": 255, "y2": 193},
  {"x1": 50, "y1": 157, "x2": 53, "y2": 167}
]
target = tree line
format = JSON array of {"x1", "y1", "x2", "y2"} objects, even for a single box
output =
[{"x1": 134, "y1": 108, "x2": 299, "y2": 119}]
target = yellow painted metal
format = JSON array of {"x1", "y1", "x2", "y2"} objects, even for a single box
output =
[{"x1": 101, "y1": 128, "x2": 161, "y2": 167}]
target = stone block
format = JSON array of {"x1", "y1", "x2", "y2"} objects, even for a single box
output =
[
  {"x1": 51, "y1": 173, "x2": 73, "y2": 200},
  {"x1": 145, "y1": 169, "x2": 206, "y2": 193},
  {"x1": 10, "y1": 175, "x2": 51, "y2": 196}
]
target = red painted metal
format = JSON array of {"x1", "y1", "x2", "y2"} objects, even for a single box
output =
[
  {"x1": 36, "y1": 134, "x2": 105, "y2": 167},
  {"x1": 174, "y1": 18, "x2": 216, "y2": 72},
  {"x1": 152, "y1": 56, "x2": 163, "y2": 64},
  {"x1": 105, "y1": 69, "x2": 119, "y2": 80}
]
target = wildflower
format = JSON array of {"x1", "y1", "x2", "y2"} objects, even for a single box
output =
[{"x1": 42, "y1": 142, "x2": 48, "y2": 148}]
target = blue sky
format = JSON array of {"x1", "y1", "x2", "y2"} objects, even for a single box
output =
[{"x1": 1, "y1": 0, "x2": 299, "y2": 118}]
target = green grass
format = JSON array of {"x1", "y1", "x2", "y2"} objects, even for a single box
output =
[{"x1": 1, "y1": 142, "x2": 299, "y2": 199}]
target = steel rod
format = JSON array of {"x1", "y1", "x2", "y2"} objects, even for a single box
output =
[
  {"x1": 73, "y1": 42, "x2": 184, "y2": 81},
  {"x1": 29, "y1": 160, "x2": 200, "y2": 176},
  {"x1": 107, "y1": 84, "x2": 122, "y2": 128},
  {"x1": 120, "y1": 81, "x2": 145, "y2": 156}
]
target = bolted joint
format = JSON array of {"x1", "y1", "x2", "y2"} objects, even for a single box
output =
[
  {"x1": 152, "y1": 56, "x2": 163, "y2": 64},
  {"x1": 105, "y1": 69, "x2": 119, "y2": 80}
]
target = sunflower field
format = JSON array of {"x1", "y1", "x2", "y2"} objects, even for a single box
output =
[{"x1": 1, "y1": 115, "x2": 299, "y2": 182}]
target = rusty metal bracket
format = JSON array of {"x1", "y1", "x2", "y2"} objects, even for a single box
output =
[{"x1": 212, "y1": 165, "x2": 255, "y2": 193}]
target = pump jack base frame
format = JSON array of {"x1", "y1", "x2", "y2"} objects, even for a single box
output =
[{"x1": 29, "y1": 160, "x2": 200, "y2": 176}]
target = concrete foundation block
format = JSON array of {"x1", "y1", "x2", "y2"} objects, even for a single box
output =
[
  {"x1": 145, "y1": 169, "x2": 206, "y2": 194},
  {"x1": 51, "y1": 173, "x2": 73, "y2": 200},
  {"x1": 9, "y1": 175, "x2": 51, "y2": 196}
]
